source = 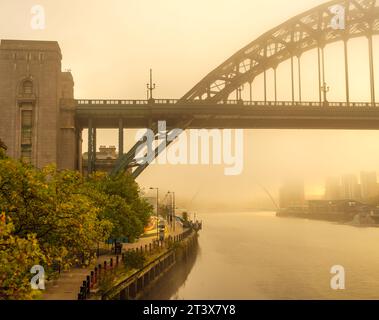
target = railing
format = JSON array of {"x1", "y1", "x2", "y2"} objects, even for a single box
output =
[
  {"x1": 77, "y1": 228, "x2": 194, "y2": 300},
  {"x1": 76, "y1": 99, "x2": 379, "y2": 108}
]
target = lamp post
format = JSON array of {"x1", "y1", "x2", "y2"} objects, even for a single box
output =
[
  {"x1": 150, "y1": 187, "x2": 159, "y2": 240},
  {"x1": 172, "y1": 192, "x2": 176, "y2": 232},
  {"x1": 147, "y1": 69, "x2": 156, "y2": 101},
  {"x1": 168, "y1": 191, "x2": 176, "y2": 232},
  {"x1": 167, "y1": 192, "x2": 172, "y2": 230},
  {"x1": 321, "y1": 82, "x2": 330, "y2": 105}
]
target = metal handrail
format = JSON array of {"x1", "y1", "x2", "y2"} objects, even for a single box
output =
[{"x1": 76, "y1": 99, "x2": 379, "y2": 108}]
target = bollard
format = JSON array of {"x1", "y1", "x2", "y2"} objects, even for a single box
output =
[
  {"x1": 140, "y1": 246, "x2": 143, "y2": 253},
  {"x1": 149, "y1": 243, "x2": 152, "y2": 252},
  {"x1": 145, "y1": 245, "x2": 148, "y2": 253},
  {"x1": 90, "y1": 271, "x2": 94, "y2": 288},
  {"x1": 86, "y1": 276, "x2": 91, "y2": 293},
  {"x1": 116, "y1": 255, "x2": 119, "y2": 265},
  {"x1": 82, "y1": 282, "x2": 87, "y2": 299},
  {"x1": 94, "y1": 267, "x2": 98, "y2": 284},
  {"x1": 104, "y1": 261, "x2": 107, "y2": 270},
  {"x1": 110, "y1": 258, "x2": 113, "y2": 268}
]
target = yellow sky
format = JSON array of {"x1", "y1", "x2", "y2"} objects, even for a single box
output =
[{"x1": 1, "y1": 0, "x2": 379, "y2": 210}]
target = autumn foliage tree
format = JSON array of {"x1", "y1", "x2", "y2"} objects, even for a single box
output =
[
  {"x1": 0, "y1": 150, "x2": 152, "y2": 299},
  {"x1": 85, "y1": 172, "x2": 152, "y2": 242}
]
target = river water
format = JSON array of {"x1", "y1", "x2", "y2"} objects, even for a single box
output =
[{"x1": 150, "y1": 211, "x2": 379, "y2": 300}]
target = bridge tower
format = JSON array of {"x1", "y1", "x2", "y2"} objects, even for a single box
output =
[{"x1": 0, "y1": 40, "x2": 77, "y2": 170}]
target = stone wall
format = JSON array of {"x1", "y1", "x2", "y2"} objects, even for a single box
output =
[{"x1": 0, "y1": 39, "x2": 77, "y2": 170}]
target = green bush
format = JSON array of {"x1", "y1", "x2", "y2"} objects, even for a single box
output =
[{"x1": 122, "y1": 250, "x2": 146, "y2": 270}]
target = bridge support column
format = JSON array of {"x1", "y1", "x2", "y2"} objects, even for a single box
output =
[
  {"x1": 118, "y1": 118, "x2": 124, "y2": 159},
  {"x1": 344, "y1": 39, "x2": 350, "y2": 106},
  {"x1": 264, "y1": 69, "x2": 267, "y2": 103},
  {"x1": 249, "y1": 81, "x2": 252, "y2": 102},
  {"x1": 297, "y1": 55, "x2": 302, "y2": 102},
  {"x1": 88, "y1": 119, "x2": 93, "y2": 174},
  {"x1": 87, "y1": 119, "x2": 96, "y2": 174},
  {"x1": 291, "y1": 56, "x2": 295, "y2": 103},
  {"x1": 274, "y1": 67, "x2": 277, "y2": 103},
  {"x1": 317, "y1": 47, "x2": 322, "y2": 103},
  {"x1": 76, "y1": 128, "x2": 83, "y2": 173},
  {"x1": 368, "y1": 33, "x2": 376, "y2": 106}
]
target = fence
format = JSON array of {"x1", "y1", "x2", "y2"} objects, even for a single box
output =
[{"x1": 77, "y1": 228, "x2": 194, "y2": 300}]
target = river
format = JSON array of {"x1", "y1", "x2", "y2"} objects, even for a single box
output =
[{"x1": 145, "y1": 211, "x2": 379, "y2": 300}]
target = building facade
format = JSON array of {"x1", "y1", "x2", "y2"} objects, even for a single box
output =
[
  {"x1": 82, "y1": 145, "x2": 118, "y2": 174},
  {"x1": 0, "y1": 40, "x2": 77, "y2": 170},
  {"x1": 360, "y1": 171, "x2": 379, "y2": 199},
  {"x1": 341, "y1": 174, "x2": 361, "y2": 200},
  {"x1": 279, "y1": 180, "x2": 305, "y2": 209}
]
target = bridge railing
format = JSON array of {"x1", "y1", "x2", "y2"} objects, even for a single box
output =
[{"x1": 76, "y1": 99, "x2": 379, "y2": 108}]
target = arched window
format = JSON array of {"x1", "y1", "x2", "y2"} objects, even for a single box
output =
[{"x1": 23, "y1": 80, "x2": 33, "y2": 94}]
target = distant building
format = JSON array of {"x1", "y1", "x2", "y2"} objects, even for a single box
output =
[
  {"x1": 325, "y1": 176, "x2": 341, "y2": 200},
  {"x1": 279, "y1": 180, "x2": 305, "y2": 209},
  {"x1": 341, "y1": 174, "x2": 361, "y2": 200},
  {"x1": 360, "y1": 171, "x2": 379, "y2": 199},
  {"x1": 82, "y1": 145, "x2": 118, "y2": 174}
]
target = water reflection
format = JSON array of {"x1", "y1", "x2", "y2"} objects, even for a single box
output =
[
  {"x1": 141, "y1": 239, "x2": 200, "y2": 300},
  {"x1": 150, "y1": 212, "x2": 379, "y2": 300}
]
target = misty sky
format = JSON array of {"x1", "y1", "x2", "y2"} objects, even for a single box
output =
[{"x1": 1, "y1": 0, "x2": 379, "y2": 210}]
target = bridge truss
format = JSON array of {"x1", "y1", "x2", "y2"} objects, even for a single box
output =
[{"x1": 106, "y1": 0, "x2": 379, "y2": 178}]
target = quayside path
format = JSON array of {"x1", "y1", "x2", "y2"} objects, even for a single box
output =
[{"x1": 43, "y1": 222, "x2": 184, "y2": 300}]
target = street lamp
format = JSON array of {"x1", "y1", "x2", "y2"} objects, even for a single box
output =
[
  {"x1": 147, "y1": 69, "x2": 156, "y2": 101},
  {"x1": 321, "y1": 81, "x2": 330, "y2": 105},
  {"x1": 150, "y1": 187, "x2": 159, "y2": 240},
  {"x1": 168, "y1": 191, "x2": 176, "y2": 231}
]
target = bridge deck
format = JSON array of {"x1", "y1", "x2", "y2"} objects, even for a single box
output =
[{"x1": 74, "y1": 99, "x2": 379, "y2": 130}]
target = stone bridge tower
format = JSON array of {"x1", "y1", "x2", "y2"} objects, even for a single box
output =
[{"x1": 0, "y1": 40, "x2": 77, "y2": 170}]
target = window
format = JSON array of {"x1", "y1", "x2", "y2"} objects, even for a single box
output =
[
  {"x1": 21, "y1": 110, "x2": 33, "y2": 164},
  {"x1": 23, "y1": 80, "x2": 33, "y2": 94}
]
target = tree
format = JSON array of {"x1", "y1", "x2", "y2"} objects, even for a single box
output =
[
  {"x1": 0, "y1": 160, "x2": 112, "y2": 271},
  {"x1": 0, "y1": 152, "x2": 152, "y2": 299},
  {"x1": 85, "y1": 173, "x2": 152, "y2": 242},
  {"x1": 0, "y1": 219, "x2": 45, "y2": 300}
]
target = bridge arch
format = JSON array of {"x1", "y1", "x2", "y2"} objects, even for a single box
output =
[{"x1": 181, "y1": 0, "x2": 379, "y2": 103}]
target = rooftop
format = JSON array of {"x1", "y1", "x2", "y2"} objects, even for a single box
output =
[{"x1": 0, "y1": 39, "x2": 62, "y2": 56}]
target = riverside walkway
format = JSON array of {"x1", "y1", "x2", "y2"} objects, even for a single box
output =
[{"x1": 43, "y1": 222, "x2": 184, "y2": 300}]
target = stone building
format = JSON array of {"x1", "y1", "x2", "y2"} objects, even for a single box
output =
[
  {"x1": 0, "y1": 40, "x2": 77, "y2": 170},
  {"x1": 82, "y1": 145, "x2": 119, "y2": 174}
]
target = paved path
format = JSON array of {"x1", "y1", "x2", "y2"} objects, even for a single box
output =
[{"x1": 42, "y1": 222, "x2": 183, "y2": 300}]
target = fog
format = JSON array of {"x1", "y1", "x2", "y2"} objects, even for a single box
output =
[{"x1": 1, "y1": 0, "x2": 379, "y2": 210}]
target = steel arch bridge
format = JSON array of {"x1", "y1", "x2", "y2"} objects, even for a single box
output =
[
  {"x1": 183, "y1": 0, "x2": 379, "y2": 103},
  {"x1": 81, "y1": 0, "x2": 379, "y2": 178}
]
